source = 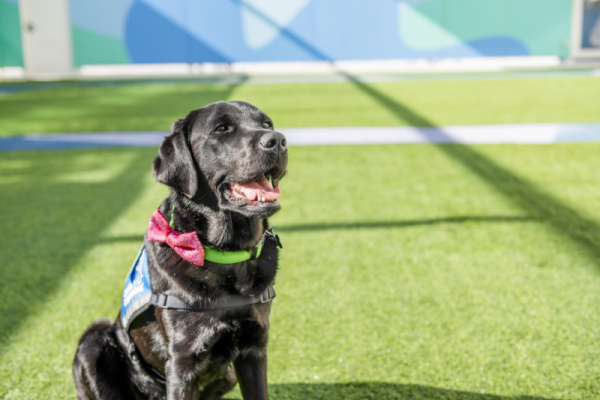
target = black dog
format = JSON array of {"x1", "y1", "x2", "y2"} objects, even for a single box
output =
[{"x1": 73, "y1": 101, "x2": 287, "y2": 400}]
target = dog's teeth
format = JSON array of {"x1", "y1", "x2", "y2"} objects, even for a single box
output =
[{"x1": 234, "y1": 183, "x2": 240, "y2": 189}]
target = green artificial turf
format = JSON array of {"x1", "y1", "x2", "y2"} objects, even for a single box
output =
[
  {"x1": 2, "y1": 142, "x2": 600, "y2": 399},
  {"x1": 2, "y1": 75, "x2": 600, "y2": 399},
  {"x1": 0, "y1": 76, "x2": 599, "y2": 135}
]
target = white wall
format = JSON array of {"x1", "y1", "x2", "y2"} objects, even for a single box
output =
[{"x1": 19, "y1": 0, "x2": 73, "y2": 80}]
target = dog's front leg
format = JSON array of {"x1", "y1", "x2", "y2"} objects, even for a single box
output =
[
  {"x1": 165, "y1": 357, "x2": 199, "y2": 400},
  {"x1": 234, "y1": 348, "x2": 269, "y2": 400}
]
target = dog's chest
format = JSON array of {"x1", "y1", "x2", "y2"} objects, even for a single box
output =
[{"x1": 167, "y1": 306, "x2": 270, "y2": 362}]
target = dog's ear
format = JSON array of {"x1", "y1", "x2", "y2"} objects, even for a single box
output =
[{"x1": 153, "y1": 118, "x2": 198, "y2": 198}]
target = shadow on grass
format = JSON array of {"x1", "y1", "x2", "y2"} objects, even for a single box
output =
[
  {"x1": 0, "y1": 149, "x2": 151, "y2": 350},
  {"x1": 352, "y1": 94, "x2": 600, "y2": 264},
  {"x1": 97, "y1": 216, "x2": 535, "y2": 241},
  {"x1": 270, "y1": 382, "x2": 563, "y2": 400},
  {"x1": 274, "y1": 216, "x2": 536, "y2": 233},
  {"x1": 0, "y1": 75, "x2": 251, "y2": 96},
  {"x1": 0, "y1": 76, "x2": 251, "y2": 135},
  {"x1": 347, "y1": 81, "x2": 600, "y2": 264}
]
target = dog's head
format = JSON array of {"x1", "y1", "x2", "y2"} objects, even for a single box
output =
[{"x1": 153, "y1": 101, "x2": 288, "y2": 218}]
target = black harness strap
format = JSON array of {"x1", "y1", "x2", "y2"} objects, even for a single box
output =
[{"x1": 150, "y1": 285, "x2": 276, "y2": 311}]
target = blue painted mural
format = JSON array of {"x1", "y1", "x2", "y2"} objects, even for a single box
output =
[{"x1": 1, "y1": 0, "x2": 573, "y2": 67}]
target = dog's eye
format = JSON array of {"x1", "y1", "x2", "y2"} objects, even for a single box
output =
[
  {"x1": 262, "y1": 121, "x2": 273, "y2": 129},
  {"x1": 215, "y1": 124, "x2": 228, "y2": 132}
]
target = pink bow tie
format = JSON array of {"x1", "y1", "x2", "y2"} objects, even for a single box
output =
[{"x1": 147, "y1": 210, "x2": 205, "y2": 266}]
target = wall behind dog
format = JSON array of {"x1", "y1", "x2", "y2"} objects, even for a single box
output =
[{"x1": 0, "y1": 0, "x2": 573, "y2": 68}]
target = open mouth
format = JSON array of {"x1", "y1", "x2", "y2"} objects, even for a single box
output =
[{"x1": 224, "y1": 167, "x2": 282, "y2": 206}]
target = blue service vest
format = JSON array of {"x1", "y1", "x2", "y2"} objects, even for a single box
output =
[
  {"x1": 120, "y1": 242, "x2": 277, "y2": 330},
  {"x1": 121, "y1": 246, "x2": 153, "y2": 330}
]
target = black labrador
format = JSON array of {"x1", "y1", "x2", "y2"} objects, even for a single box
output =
[{"x1": 73, "y1": 101, "x2": 287, "y2": 400}]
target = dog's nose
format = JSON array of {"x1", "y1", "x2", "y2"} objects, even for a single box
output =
[{"x1": 259, "y1": 131, "x2": 287, "y2": 151}]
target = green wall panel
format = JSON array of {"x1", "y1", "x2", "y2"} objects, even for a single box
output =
[
  {"x1": 0, "y1": 1, "x2": 24, "y2": 67},
  {"x1": 72, "y1": 27, "x2": 130, "y2": 66},
  {"x1": 410, "y1": 0, "x2": 572, "y2": 57}
]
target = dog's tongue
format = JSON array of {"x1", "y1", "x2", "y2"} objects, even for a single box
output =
[{"x1": 235, "y1": 176, "x2": 280, "y2": 201}]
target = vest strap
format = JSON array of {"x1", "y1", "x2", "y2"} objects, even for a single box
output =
[{"x1": 150, "y1": 285, "x2": 276, "y2": 312}]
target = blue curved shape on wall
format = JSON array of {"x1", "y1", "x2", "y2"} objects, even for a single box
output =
[
  {"x1": 466, "y1": 37, "x2": 529, "y2": 57},
  {"x1": 125, "y1": 1, "x2": 231, "y2": 63},
  {"x1": 237, "y1": 0, "x2": 529, "y2": 61},
  {"x1": 123, "y1": 0, "x2": 531, "y2": 64}
]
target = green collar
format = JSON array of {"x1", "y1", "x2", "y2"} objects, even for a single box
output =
[
  {"x1": 170, "y1": 205, "x2": 267, "y2": 264},
  {"x1": 204, "y1": 242, "x2": 265, "y2": 264}
]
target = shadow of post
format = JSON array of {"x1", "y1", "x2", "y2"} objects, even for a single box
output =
[
  {"x1": 232, "y1": 0, "x2": 600, "y2": 266},
  {"x1": 344, "y1": 81, "x2": 600, "y2": 264},
  {"x1": 342, "y1": 83, "x2": 600, "y2": 265},
  {"x1": 434, "y1": 142, "x2": 600, "y2": 262},
  {"x1": 274, "y1": 216, "x2": 536, "y2": 233}
]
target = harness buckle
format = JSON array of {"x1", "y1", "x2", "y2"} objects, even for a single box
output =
[
  {"x1": 260, "y1": 286, "x2": 276, "y2": 303},
  {"x1": 152, "y1": 294, "x2": 168, "y2": 308},
  {"x1": 265, "y1": 226, "x2": 283, "y2": 249}
]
